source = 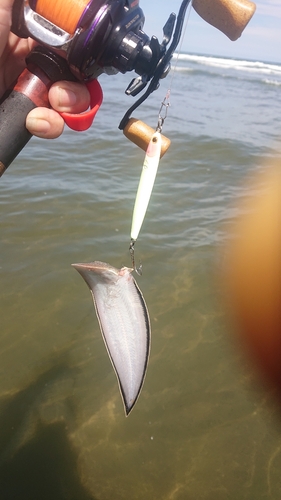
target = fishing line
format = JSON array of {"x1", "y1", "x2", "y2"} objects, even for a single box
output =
[
  {"x1": 156, "y1": 0, "x2": 192, "y2": 133},
  {"x1": 167, "y1": 0, "x2": 193, "y2": 91},
  {"x1": 129, "y1": 1, "x2": 192, "y2": 274},
  {"x1": 36, "y1": 0, "x2": 89, "y2": 33}
]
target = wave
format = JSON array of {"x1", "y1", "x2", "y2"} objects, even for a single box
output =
[
  {"x1": 171, "y1": 65, "x2": 194, "y2": 73},
  {"x1": 263, "y1": 78, "x2": 281, "y2": 86},
  {"x1": 171, "y1": 63, "x2": 281, "y2": 89},
  {"x1": 173, "y1": 53, "x2": 281, "y2": 77}
]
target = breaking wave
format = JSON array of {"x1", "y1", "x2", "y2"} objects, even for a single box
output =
[{"x1": 173, "y1": 53, "x2": 281, "y2": 78}]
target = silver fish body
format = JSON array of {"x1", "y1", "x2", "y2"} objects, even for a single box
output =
[{"x1": 72, "y1": 261, "x2": 150, "y2": 416}]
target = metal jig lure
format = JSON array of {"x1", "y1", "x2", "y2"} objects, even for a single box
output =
[{"x1": 129, "y1": 129, "x2": 162, "y2": 272}]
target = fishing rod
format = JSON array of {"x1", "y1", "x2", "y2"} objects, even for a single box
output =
[{"x1": 0, "y1": 0, "x2": 255, "y2": 177}]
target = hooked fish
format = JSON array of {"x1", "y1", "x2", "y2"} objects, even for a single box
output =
[{"x1": 72, "y1": 261, "x2": 150, "y2": 416}]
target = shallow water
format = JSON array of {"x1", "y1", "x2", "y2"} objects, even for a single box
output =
[{"x1": 1, "y1": 54, "x2": 281, "y2": 499}]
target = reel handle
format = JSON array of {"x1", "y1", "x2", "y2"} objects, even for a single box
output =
[
  {"x1": 122, "y1": 0, "x2": 256, "y2": 154},
  {"x1": 193, "y1": 0, "x2": 256, "y2": 41}
]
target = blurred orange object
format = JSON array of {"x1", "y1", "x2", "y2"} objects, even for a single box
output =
[{"x1": 224, "y1": 164, "x2": 281, "y2": 393}]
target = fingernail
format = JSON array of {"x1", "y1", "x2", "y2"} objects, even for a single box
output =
[
  {"x1": 26, "y1": 116, "x2": 51, "y2": 136},
  {"x1": 58, "y1": 87, "x2": 77, "y2": 107}
]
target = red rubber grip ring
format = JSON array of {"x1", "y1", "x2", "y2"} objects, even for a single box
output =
[{"x1": 60, "y1": 79, "x2": 103, "y2": 131}]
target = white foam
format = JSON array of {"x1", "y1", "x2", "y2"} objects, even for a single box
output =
[
  {"x1": 263, "y1": 78, "x2": 281, "y2": 86},
  {"x1": 173, "y1": 53, "x2": 281, "y2": 76}
]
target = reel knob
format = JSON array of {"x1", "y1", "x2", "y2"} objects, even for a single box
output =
[{"x1": 123, "y1": 118, "x2": 171, "y2": 158}]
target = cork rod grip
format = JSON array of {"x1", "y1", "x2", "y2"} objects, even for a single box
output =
[
  {"x1": 123, "y1": 119, "x2": 171, "y2": 158},
  {"x1": 192, "y1": 0, "x2": 256, "y2": 41}
]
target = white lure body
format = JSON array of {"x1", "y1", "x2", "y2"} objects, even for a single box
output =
[
  {"x1": 131, "y1": 131, "x2": 162, "y2": 241},
  {"x1": 72, "y1": 261, "x2": 150, "y2": 416}
]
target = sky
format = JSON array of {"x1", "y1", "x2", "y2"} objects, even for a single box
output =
[{"x1": 139, "y1": 0, "x2": 281, "y2": 63}]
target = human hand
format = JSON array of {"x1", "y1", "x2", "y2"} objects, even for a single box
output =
[{"x1": 0, "y1": 0, "x2": 90, "y2": 139}]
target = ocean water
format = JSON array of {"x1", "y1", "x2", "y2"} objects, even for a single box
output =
[{"x1": 0, "y1": 53, "x2": 281, "y2": 499}]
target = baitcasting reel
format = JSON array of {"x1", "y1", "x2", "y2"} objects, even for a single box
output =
[{"x1": 11, "y1": 0, "x2": 176, "y2": 92}]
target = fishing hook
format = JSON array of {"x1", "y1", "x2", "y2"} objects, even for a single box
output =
[{"x1": 129, "y1": 239, "x2": 142, "y2": 276}]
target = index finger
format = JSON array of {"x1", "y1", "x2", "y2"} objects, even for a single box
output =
[{"x1": 0, "y1": 0, "x2": 14, "y2": 58}]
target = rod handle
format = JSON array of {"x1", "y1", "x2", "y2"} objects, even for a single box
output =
[
  {"x1": 192, "y1": 0, "x2": 256, "y2": 41},
  {"x1": 0, "y1": 62, "x2": 52, "y2": 177},
  {"x1": 0, "y1": 47, "x2": 77, "y2": 177},
  {"x1": 123, "y1": 118, "x2": 171, "y2": 158},
  {"x1": 0, "y1": 89, "x2": 36, "y2": 176}
]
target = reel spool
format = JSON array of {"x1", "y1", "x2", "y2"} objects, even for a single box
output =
[{"x1": 35, "y1": 0, "x2": 90, "y2": 34}]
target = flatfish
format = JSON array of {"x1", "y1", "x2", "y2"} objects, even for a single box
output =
[{"x1": 72, "y1": 261, "x2": 150, "y2": 416}]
